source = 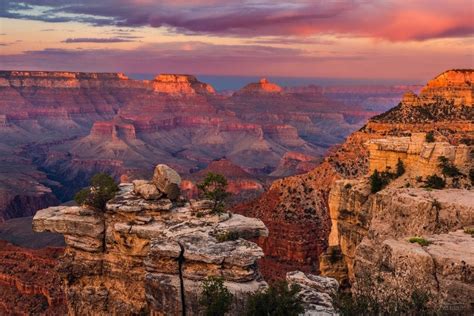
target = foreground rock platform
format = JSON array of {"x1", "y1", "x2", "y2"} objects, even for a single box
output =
[{"x1": 33, "y1": 173, "x2": 268, "y2": 315}]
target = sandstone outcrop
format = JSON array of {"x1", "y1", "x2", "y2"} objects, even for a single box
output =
[
  {"x1": 239, "y1": 69, "x2": 473, "y2": 299},
  {"x1": 352, "y1": 190, "x2": 474, "y2": 311},
  {"x1": 234, "y1": 78, "x2": 283, "y2": 95},
  {"x1": 287, "y1": 271, "x2": 339, "y2": 315},
  {"x1": 371, "y1": 69, "x2": 473, "y2": 123},
  {"x1": 151, "y1": 74, "x2": 216, "y2": 95},
  {"x1": 33, "y1": 165, "x2": 268, "y2": 315}
]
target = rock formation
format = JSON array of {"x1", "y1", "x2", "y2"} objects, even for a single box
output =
[
  {"x1": 238, "y1": 68, "x2": 474, "y2": 308},
  {"x1": 286, "y1": 271, "x2": 339, "y2": 315},
  {"x1": 0, "y1": 70, "x2": 386, "y2": 220},
  {"x1": 151, "y1": 74, "x2": 215, "y2": 95},
  {"x1": 234, "y1": 78, "x2": 283, "y2": 95},
  {"x1": 0, "y1": 241, "x2": 65, "y2": 315},
  {"x1": 33, "y1": 165, "x2": 269, "y2": 315}
]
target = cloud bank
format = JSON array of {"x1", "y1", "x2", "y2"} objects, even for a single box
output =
[{"x1": 2, "y1": 0, "x2": 473, "y2": 41}]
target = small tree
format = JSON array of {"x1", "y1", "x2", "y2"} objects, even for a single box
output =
[
  {"x1": 396, "y1": 158, "x2": 405, "y2": 177},
  {"x1": 425, "y1": 131, "x2": 435, "y2": 143},
  {"x1": 197, "y1": 172, "x2": 230, "y2": 214},
  {"x1": 370, "y1": 170, "x2": 384, "y2": 193},
  {"x1": 425, "y1": 174, "x2": 445, "y2": 189},
  {"x1": 438, "y1": 156, "x2": 461, "y2": 177},
  {"x1": 245, "y1": 281, "x2": 304, "y2": 316},
  {"x1": 74, "y1": 173, "x2": 118, "y2": 210},
  {"x1": 199, "y1": 276, "x2": 233, "y2": 316}
]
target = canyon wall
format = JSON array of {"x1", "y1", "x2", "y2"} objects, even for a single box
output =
[
  {"x1": 0, "y1": 71, "x2": 385, "y2": 220},
  {"x1": 0, "y1": 241, "x2": 65, "y2": 315},
  {"x1": 238, "y1": 69, "x2": 473, "y2": 296}
]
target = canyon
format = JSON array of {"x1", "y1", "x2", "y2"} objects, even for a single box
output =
[
  {"x1": 1, "y1": 69, "x2": 472, "y2": 314},
  {"x1": 0, "y1": 70, "x2": 411, "y2": 221}
]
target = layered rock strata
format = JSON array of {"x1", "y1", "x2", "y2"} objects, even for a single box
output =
[
  {"x1": 240, "y1": 69, "x2": 473, "y2": 288},
  {"x1": 33, "y1": 165, "x2": 268, "y2": 315},
  {"x1": 0, "y1": 70, "x2": 381, "y2": 219},
  {"x1": 0, "y1": 241, "x2": 65, "y2": 315}
]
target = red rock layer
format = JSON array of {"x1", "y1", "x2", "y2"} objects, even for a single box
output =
[{"x1": 0, "y1": 241, "x2": 65, "y2": 315}]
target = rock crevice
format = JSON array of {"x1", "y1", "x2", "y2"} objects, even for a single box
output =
[{"x1": 33, "y1": 165, "x2": 268, "y2": 315}]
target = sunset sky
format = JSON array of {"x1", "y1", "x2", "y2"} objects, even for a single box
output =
[{"x1": 1, "y1": 0, "x2": 473, "y2": 82}]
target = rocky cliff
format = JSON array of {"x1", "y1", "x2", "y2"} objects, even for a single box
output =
[
  {"x1": 33, "y1": 165, "x2": 269, "y2": 315},
  {"x1": 238, "y1": 68, "x2": 473, "y2": 305}
]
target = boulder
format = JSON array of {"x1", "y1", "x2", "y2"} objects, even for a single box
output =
[
  {"x1": 152, "y1": 164, "x2": 182, "y2": 199},
  {"x1": 133, "y1": 180, "x2": 162, "y2": 200},
  {"x1": 286, "y1": 271, "x2": 339, "y2": 315}
]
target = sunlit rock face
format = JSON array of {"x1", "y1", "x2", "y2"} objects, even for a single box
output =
[
  {"x1": 33, "y1": 165, "x2": 268, "y2": 315},
  {"x1": 233, "y1": 78, "x2": 283, "y2": 95},
  {"x1": 151, "y1": 74, "x2": 216, "y2": 95},
  {"x1": 240, "y1": 69, "x2": 473, "y2": 291}
]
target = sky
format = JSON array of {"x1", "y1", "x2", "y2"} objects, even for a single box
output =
[{"x1": 0, "y1": 0, "x2": 473, "y2": 83}]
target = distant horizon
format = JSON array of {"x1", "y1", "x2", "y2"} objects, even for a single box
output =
[{"x1": 130, "y1": 73, "x2": 425, "y2": 90}]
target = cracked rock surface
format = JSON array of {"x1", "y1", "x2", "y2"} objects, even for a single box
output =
[{"x1": 33, "y1": 168, "x2": 268, "y2": 315}]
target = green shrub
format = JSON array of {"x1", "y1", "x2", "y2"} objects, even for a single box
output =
[
  {"x1": 425, "y1": 174, "x2": 445, "y2": 189},
  {"x1": 215, "y1": 231, "x2": 240, "y2": 243},
  {"x1": 74, "y1": 173, "x2": 118, "y2": 210},
  {"x1": 396, "y1": 158, "x2": 405, "y2": 177},
  {"x1": 438, "y1": 156, "x2": 461, "y2": 177},
  {"x1": 425, "y1": 131, "x2": 435, "y2": 143},
  {"x1": 469, "y1": 169, "x2": 474, "y2": 185},
  {"x1": 199, "y1": 276, "x2": 233, "y2": 316},
  {"x1": 408, "y1": 236, "x2": 431, "y2": 246},
  {"x1": 370, "y1": 170, "x2": 392, "y2": 193},
  {"x1": 197, "y1": 172, "x2": 230, "y2": 215},
  {"x1": 246, "y1": 281, "x2": 304, "y2": 316}
]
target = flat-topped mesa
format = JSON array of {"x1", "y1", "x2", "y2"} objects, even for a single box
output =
[
  {"x1": 89, "y1": 120, "x2": 137, "y2": 141},
  {"x1": 151, "y1": 73, "x2": 216, "y2": 95},
  {"x1": 0, "y1": 70, "x2": 139, "y2": 89},
  {"x1": 0, "y1": 70, "x2": 129, "y2": 80},
  {"x1": 234, "y1": 77, "x2": 283, "y2": 96},
  {"x1": 32, "y1": 164, "x2": 268, "y2": 315}
]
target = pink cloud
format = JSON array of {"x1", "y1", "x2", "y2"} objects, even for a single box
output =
[{"x1": 2, "y1": 0, "x2": 472, "y2": 41}]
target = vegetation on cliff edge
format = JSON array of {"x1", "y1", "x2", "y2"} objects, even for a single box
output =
[{"x1": 74, "y1": 173, "x2": 118, "y2": 210}]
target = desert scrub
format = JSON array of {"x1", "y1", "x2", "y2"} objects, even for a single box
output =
[
  {"x1": 408, "y1": 237, "x2": 431, "y2": 246},
  {"x1": 464, "y1": 226, "x2": 474, "y2": 236},
  {"x1": 424, "y1": 174, "x2": 445, "y2": 189},
  {"x1": 245, "y1": 281, "x2": 304, "y2": 316},
  {"x1": 215, "y1": 230, "x2": 239, "y2": 242},
  {"x1": 425, "y1": 131, "x2": 435, "y2": 143},
  {"x1": 74, "y1": 173, "x2": 119, "y2": 210},
  {"x1": 199, "y1": 276, "x2": 233, "y2": 316},
  {"x1": 197, "y1": 172, "x2": 230, "y2": 215}
]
